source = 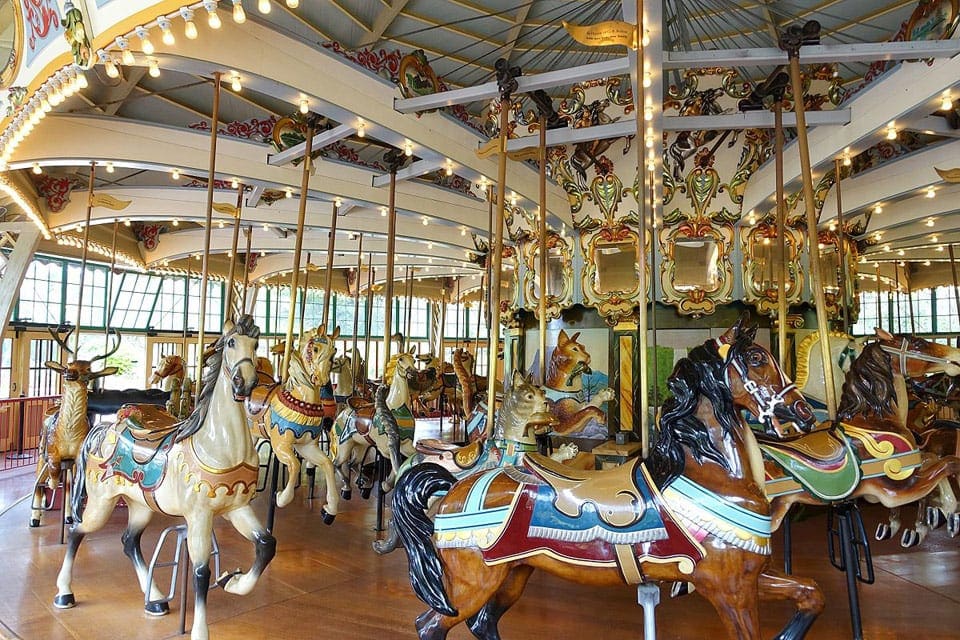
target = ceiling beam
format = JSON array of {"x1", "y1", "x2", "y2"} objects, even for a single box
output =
[
  {"x1": 267, "y1": 124, "x2": 357, "y2": 166},
  {"x1": 358, "y1": 0, "x2": 412, "y2": 48},
  {"x1": 372, "y1": 158, "x2": 444, "y2": 188}
]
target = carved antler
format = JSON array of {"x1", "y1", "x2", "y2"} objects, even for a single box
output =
[
  {"x1": 91, "y1": 329, "x2": 122, "y2": 363},
  {"x1": 47, "y1": 325, "x2": 76, "y2": 356}
]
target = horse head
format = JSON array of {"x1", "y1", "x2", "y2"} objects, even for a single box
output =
[
  {"x1": 717, "y1": 313, "x2": 817, "y2": 438},
  {"x1": 149, "y1": 354, "x2": 185, "y2": 386},
  {"x1": 217, "y1": 316, "x2": 260, "y2": 400},
  {"x1": 497, "y1": 370, "x2": 555, "y2": 443},
  {"x1": 873, "y1": 328, "x2": 960, "y2": 378},
  {"x1": 303, "y1": 325, "x2": 340, "y2": 387},
  {"x1": 545, "y1": 329, "x2": 591, "y2": 392}
]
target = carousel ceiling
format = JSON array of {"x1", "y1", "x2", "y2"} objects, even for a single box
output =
[{"x1": 1, "y1": 0, "x2": 959, "y2": 299}]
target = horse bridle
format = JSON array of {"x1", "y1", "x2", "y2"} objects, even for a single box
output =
[
  {"x1": 719, "y1": 340, "x2": 797, "y2": 425},
  {"x1": 878, "y1": 338, "x2": 960, "y2": 374}
]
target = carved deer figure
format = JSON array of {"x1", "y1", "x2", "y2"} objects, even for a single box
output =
[{"x1": 30, "y1": 327, "x2": 120, "y2": 528}]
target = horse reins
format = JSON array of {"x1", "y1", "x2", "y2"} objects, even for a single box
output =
[
  {"x1": 718, "y1": 339, "x2": 797, "y2": 426},
  {"x1": 878, "y1": 338, "x2": 960, "y2": 374}
]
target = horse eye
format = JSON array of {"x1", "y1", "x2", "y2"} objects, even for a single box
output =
[{"x1": 228, "y1": 338, "x2": 236, "y2": 348}]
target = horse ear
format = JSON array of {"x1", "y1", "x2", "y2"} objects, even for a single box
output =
[
  {"x1": 875, "y1": 327, "x2": 895, "y2": 341},
  {"x1": 223, "y1": 318, "x2": 235, "y2": 334},
  {"x1": 557, "y1": 329, "x2": 569, "y2": 344}
]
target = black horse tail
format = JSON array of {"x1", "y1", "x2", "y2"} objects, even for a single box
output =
[{"x1": 393, "y1": 463, "x2": 457, "y2": 617}]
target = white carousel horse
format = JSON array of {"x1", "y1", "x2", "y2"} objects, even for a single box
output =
[
  {"x1": 330, "y1": 349, "x2": 420, "y2": 498},
  {"x1": 54, "y1": 316, "x2": 270, "y2": 640},
  {"x1": 149, "y1": 353, "x2": 194, "y2": 419},
  {"x1": 246, "y1": 327, "x2": 340, "y2": 522},
  {"x1": 330, "y1": 347, "x2": 368, "y2": 399}
]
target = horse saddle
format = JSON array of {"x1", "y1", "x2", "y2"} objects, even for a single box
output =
[
  {"x1": 415, "y1": 439, "x2": 488, "y2": 471},
  {"x1": 348, "y1": 396, "x2": 374, "y2": 415},
  {"x1": 759, "y1": 427, "x2": 861, "y2": 501},
  {"x1": 522, "y1": 453, "x2": 647, "y2": 529},
  {"x1": 117, "y1": 404, "x2": 180, "y2": 444},
  {"x1": 246, "y1": 382, "x2": 278, "y2": 420}
]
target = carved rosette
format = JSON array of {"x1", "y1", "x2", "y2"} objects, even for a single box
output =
[
  {"x1": 521, "y1": 231, "x2": 573, "y2": 322},
  {"x1": 739, "y1": 220, "x2": 805, "y2": 317}
]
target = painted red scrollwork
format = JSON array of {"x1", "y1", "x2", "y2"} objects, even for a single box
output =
[
  {"x1": 30, "y1": 174, "x2": 81, "y2": 213},
  {"x1": 23, "y1": 0, "x2": 61, "y2": 51}
]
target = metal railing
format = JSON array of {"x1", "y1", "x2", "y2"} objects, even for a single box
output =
[{"x1": 0, "y1": 395, "x2": 58, "y2": 470}]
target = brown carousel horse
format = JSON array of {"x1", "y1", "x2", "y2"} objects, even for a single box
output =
[
  {"x1": 394, "y1": 315, "x2": 824, "y2": 640},
  {"x1": 544, "y1": 329, "x2": 615, "y2": 436},
  {"x1": 763, "y1": 330, "x2": 960, "y2": 540},
  {"x1": 452, "y1": 348, "x2": 486, "y2": 415},
  {"x1": 30, "y1": 327, "x2": 120, "y2": 528},
  {"x1": 149, "y1": 354, "x2": 194, "y2": 419}
]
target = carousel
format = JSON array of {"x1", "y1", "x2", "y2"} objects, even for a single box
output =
[{"x1": 0, "y1": 1, "x2": 959, "y2": 639}]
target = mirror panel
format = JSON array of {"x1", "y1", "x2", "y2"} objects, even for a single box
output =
[
  {"x1": 0, "y1": 0, "x2": 22, "y2": 88},
  {"x1": 594, "y1": 240, "x2": 638, "y2": 295}
]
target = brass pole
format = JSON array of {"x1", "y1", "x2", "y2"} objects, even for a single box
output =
[
  {"x1": 894, "y1": 266, "x2": 901, "y2": 332},
  {"x1": 322, "y1": 200, "x2": 340, "y2": 330},
  {"x1": 474, "y1": 271, "x2": 485, "y2": 380},
  {"x1": 906, "y1": 268, "x2": 916, "y2": 334},
  {"x1": 648, "y1": 170, "x2": 660, "y2": 408},
  {"x1": 634, "y1": 5, "x2": 651, "y2": 456},
  {"x1": 382, "y1": 155, "x2": 402, "y2": 372},
  {"x1": 74, "y1": 162, "x2": 96, "y2": 354},
  {"x1": 538, "y1": 115, "x2": 548, "y2": 385},
  {"x1": 105, "y1": 219, "x2": 118, "y2": 350},
  {"x1": 950, "y1": 245, "x2": 960, "y2": 331},
  {"x1": 196, "y1": 72, "x2": 222, "y2": 396},
  {"x1": 182, "y1": 264, "x2": 191, "y2": 364},
  {"x1": 280, "y1": 123, "x2": 315, "y2": 382},
  {"x1": 486, "y1": 184, "x2": 494, "y2": 332},
  {"x1": 834, "y1": 158, "x2": 850, "y2": 334},
  {"x1": 350, "y1": 234, "x2": 364, "y2": 391},
  {"x1": 224, "y1": 183, "x2": 244, "y2": 319},
  {"x1": 240, "y1": 225, "x2": 252, "y2": 313},
  {"x1": 786, "y1": 50, "x2": 837, "y2": 419},
  {"x1": 774, "y1": 101, "x2": 788, "y2": 368},
  {"x1": 455, "y1": 277, "x2": 461, "y2": 352},
  {"x1": 485, "y1": 59, "x2": 517, "y2": 438},
  {"x1": 363, "y1": 256, "x2": 374, "y2": 380},
  {"x1": 876, "y1": 262, "x2": 882, "y2": 328},
  {"x1": 299, "y1": 252, "x2": 311, "y2": 336}
]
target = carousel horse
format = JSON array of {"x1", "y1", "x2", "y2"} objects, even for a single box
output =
[
  {"x1": 330, "y1": 350, "x2": 420, "y2": 498},
  {"x1": 245, "y1": 329, "x2": 340, "y2": 522},
  {"x1": 785, "y1": 330, "x2": 960, "y2": 544},
  {"x1": 543, "y1": 329, "x2": 616, "y2": 436},
  {"x1": 150, "y1": 354, "x2": 194, "y2": 419},
  {"x1": 54, "y1": 316, "x2": 272, "y2": 640},
  {"x1": 373, "y1": 370, "x2": 581, "y2": 555},
  {"x1": 394, "y1": 315, "x2": 824, "y2": 640},
  {"x1": 413, "y1": 353, "x2": 456, "y2": 416},
  {"x1": 452, "y1": 348, "x2": 485, "y2": 415},
  {"x1": 763, "y1": 330, "x2": 960, "y2": 544},
  {"x1": 30, "y1": 327, "x2": 120, "y2": 528},
  {"x1": 331, "y1": 348, "x2": 369, "y2": 400}
]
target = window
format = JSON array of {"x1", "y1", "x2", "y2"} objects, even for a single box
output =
[
  {"x1": 17, "y1": 258, "x2": 64, "y2": 325},
  {"x1": 0, "y1": 338, "x2": 11, "y2": 399},
  {"x1": 152, "y1": 277, "x2": 187, "y2": 332},
  {"x1": 934, "y1": 286, "x2": 960, "y2": 334},
  {"x1": 851, "y1": 291, "x2": 881, "y2": 336},
  {"x1": 111, "y1": 272, "x2": 162, "y2": 330},
  {"x1": 395, "y1": 297, "x2": 429, "y2": 339},
  {"x1": 443, "y1": 303, "x2": 466, "y2": 339},
  {"x1": 28, "y1": 338, "x2": 62, "y2": 397},
  {"x1": 64, "y1": 263, "x2": 108, "y2": 328},
  {"x1": 186, "y1": 278, "x2": 224, "y2": 333}
]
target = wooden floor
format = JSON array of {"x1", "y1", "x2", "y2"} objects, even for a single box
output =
[{"x1": 0, "y1": 464, "x2": 958, "y2": 640}]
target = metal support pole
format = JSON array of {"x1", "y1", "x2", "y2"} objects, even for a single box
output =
[
  {"x1": 876, "y1": 263, "x2": 882, "y2": 328},
  {"x1": 382, "y1": 150, "x2": 406, "y2": 373},
  {"x1": 634, "y1": 6, "x2": 651, "y2": 456},
  {"x1": 299, "y1": 252, "x2": 311, "y2": 336},
  {"x1": 834, "y1": 159, "x2": 850, "y2": 334},
  {"x1": 281, "y1": 122, "x2": 315, "y2": 382},
  {"x1": 105, "y1": 219, "x2": 118, "y2": 350},
  {"x1": 485, "y1": 59, "x2": 519, "y2": 438},
  {"x1": 74, "y1": 163, "x2": 96, "y2": 354},
  {"x1": 225, "y1": 184, "x2": 244, "y2": 319},
  {"x1": 363, "y1": 257, "x2": 374, "y2": 382},
  {"x1": 196, "y1": 73, "x2": 222, "y2": 398},
  {"x1": 538, "y1": 115, "x2": 548, "y2": 385},
  {"x1": 949, "y1": 245, "x2": 960, "y2": 332},
  {"x1": 351, "y1": 235, "x2": 364, "y2": 390},
  {"x1": 322, "y1": 200, "x2": 340, "y2": 330},
  {"x1": 241, "y1": 225, "x2": 253, "y2": 314},
  {"x1": 782, "y1": 31, "x2": 837, "y2": 420},
  {"x1": 774, "y1": 101, "x2": 788, "y2": 368}
]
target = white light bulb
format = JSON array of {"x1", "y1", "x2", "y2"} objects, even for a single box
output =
[
  {"x1": 231, "y1": 74, "x2": 242, "y2": 92},
  {"x1": 258, "y1": 0, "x2": 271, "y2": 14},
  {"x1": 204, "y1": 2, "x2": 222, "y2": 29},
  {"x1": 148, "y1": 58, "x2": 160, "y2": 77},
  {"x1": 299, "y1": 99, "x2": 309, "y2": 114},
  {"x1": 404, "y1": 141, "x2": 413, "y2": 156},
  {"x1": 121, "y1": 48, "x2": 135, "y2": 66},
  {"x1": 181, "y1": 9, "x2": 198, "y2": 39},
  {"x1": 357, "y1": 120, "x2": 365, "y2": 138},
  {"x1": 940, "y1": 92, "x2": 953, "y2": 112},
  {"x1": 106, "y1": 162, "x2": 115, "y2": 174},
  {"x1": 75, "y1": 71, "x2": 88, "y2": 89},
  {"x1": 105, "y1": 58, "x2": 119, "y2": 78},
  {"x1": 171, "y1": 168, "x2": 181, "y2": 180},
  {"x1": 927, "y1": 186, "x2": 936, "y2": 198},
  {"x1": 136, "y1": 27, "x2": 155, "y2": 55},
  {"x1": 286, "y1": 0, "x2": 299, "y2": 7},
  {"x1": 285, "y1": 187, "x2": 293, "y2": 198},
  {"x1": 159, "y1": 19, "x2": 175, "y2": 45},
  {"x1": 32, "y1": 163, "x2": 42, "y2": 175},
  {"x1": 232, "y1": 1, "x2": 247, "y2": 23}
]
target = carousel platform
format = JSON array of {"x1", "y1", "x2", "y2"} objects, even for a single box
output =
[{"x1": 0, "y1": 465, "x2": 957, "y2": 639}]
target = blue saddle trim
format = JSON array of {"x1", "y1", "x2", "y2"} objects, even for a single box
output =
[
  {"x1": 435, "y1": 468, "x2": 507, "y2": 534},
  {"x1": 101, "y1": 429, "x2": 175, "y2": 491},
  {"x1": 271, "y1": 408, "x2": 325, "y2": 439},
  {"x1": 669, "y1": 475, "x2": 771, "y2": 538}
]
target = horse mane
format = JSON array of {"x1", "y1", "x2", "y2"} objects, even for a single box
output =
[
  {"x1": 837, "y1": 342, "x2": 896, "y2": 421},
  {"x1": 174, "y1": 315, "x2": 260, "y2": 443},
  {"x1": 286, "y1": 351, "x2": 313, "y2": 389},
  {"x1": 648, "y1": 337, "x2": 743, "y2": 488}
]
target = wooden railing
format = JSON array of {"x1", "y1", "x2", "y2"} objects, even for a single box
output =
[{"x1": 0, "y1": 395, "x2": 58, "y2": 470}]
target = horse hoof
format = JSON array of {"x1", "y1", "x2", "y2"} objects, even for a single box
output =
[
  {"x1": 321, "y1": 509, "x2": 336, "y2": 525},
  {"x1": 900, "y1": 530, "x2": 921, "y2": 548},
  {"x1": 875, "y1": 523, "x2": 891, "y2": 541},
  {"x1": 948, "y1": 514, "x2": 960, "y2": 538},
  {"x1": 64, "y1": 516, "x2": 74, "y2": 525},
  {"x1": 670, "y1": 582, "x2": 693, "y2": 598},
  {"x1": 340, "y1": 489, "x2": 351, "y2": 501},
  {"x1": 29, "y1": 518, "x2": 40, "y2": 528},
  {"x1": 360, "y1": 487, "x2": 372, "y2": 500},
  {"x1": 215, "y1": 569, "x2": 244, "y2": 590},
  {"x1": 54, "y1": 593, "x2": 76, "y2": 609},
  {"x1": 926, "y1": 507, "x2": 945, "y2": 529},
  {"x1": 145, "y1": 601, "x2": 170, "y2": 616}
]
